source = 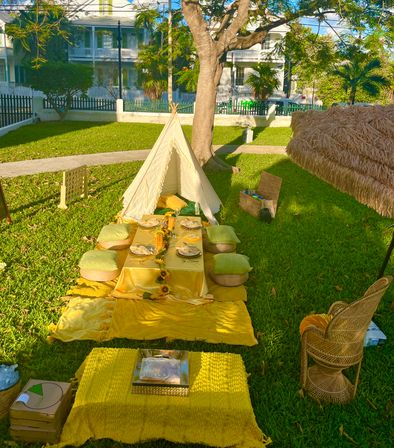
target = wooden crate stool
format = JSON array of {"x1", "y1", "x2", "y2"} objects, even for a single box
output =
[{"x1": 239, "y1": 171, "x2": 282, "y2": 219}]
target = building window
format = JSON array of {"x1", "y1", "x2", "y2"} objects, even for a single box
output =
[
  {"x1": 0, "y1": 60, "x2": 5, "y2": 82},
  {"x1": 96, "y1": 67, "x2": 104, "y2": 85},
  {"x1": 235, "y1": 66, "x2": 244, "y2": 86},
  {"x1": 122, "y1": 68, "x2": 129, "y2": 87},
  {"x1": 84, "y1": 30, "x2": 91, "y2": 48},
  {"x1": 113, "y1": 68, "x2": 119, "y2": 86},
  {"x1": 15, "y1": 65, "x2": 26, "y2": 84},
  {"x1": 96, "y1": 30, "x2": 113, "y2": 49},
  {"x1": 262, "y1": 36, "x2": 271, "y2": 50},
  {"x1": 137, "y1": 29, "x2": 145, "y2": 49}
]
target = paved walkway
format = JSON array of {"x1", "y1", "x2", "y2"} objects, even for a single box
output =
[{"x1": 0, "y1": 145, "x2": 286, "y2": 178}]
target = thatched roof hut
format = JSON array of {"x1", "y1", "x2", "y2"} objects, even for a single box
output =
[{"x1": 287, "y1": 105, "x2": 394, "y2": 218}]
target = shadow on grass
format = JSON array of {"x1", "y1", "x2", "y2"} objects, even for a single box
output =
[
  {"x1": 7, "y1": 164, "x2": 141, "y2": 222},
  {"x1": 0, "y1": 121, "x2": 111, "y2": 150}
]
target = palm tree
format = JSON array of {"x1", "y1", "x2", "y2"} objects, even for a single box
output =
[
  {"x1": 245, "y1": 63, "x2": 280, "y2": 100},
  {"x1": 332, "y1": 57, "x2": 390, "y2": 104}
]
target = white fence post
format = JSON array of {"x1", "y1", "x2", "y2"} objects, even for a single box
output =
[
  {"x1": 32, "y1": 96, "x2": 44, "y2": 120},
  {"x1": 116, "y1": 99, "x2": 124, "y2": 122}
]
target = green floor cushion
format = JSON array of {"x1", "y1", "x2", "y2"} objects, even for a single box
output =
[
  {"x1": 212, "y1": 253, "x2": 251, "y2": 275},
  {"x1": 79, "y1": 250, "x2": 119, "y2": 271},
  {"x1": 79, "y1": 250, "x2": 120, "y2": 282},
  {"x1": 211, "y1": 254, "x2": 251, "y2": 287},
  {"x1": 206, "y1": 225, "x2": 240, "y2": 245},
  {"x1": 97, "y1": 223, "x2": 132, "y2": 243}
]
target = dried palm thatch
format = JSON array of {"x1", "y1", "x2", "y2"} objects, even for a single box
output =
[{"x1": 287, "y1": 105, "x2": 394, "y2": 218}]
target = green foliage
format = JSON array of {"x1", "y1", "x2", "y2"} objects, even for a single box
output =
[
  {"x1": 0, "y1": 153, "x2": 393, "y2": 447},
  {"x1": 284, "y1": 23, "x2": 337, "y2": 85},
  {"x1": 5, "y1": 0, "x2": 72, "y2": 69},
  {"x1": 136, "y1": 43, "x2": 168, "y2": 100},
  {"x1": 245, "y1": 63, "x2": 280, "y2": 100},
  {"x1": 27, "y1": 63, "x2": 93, "y2": 119},
  {"x1": 135, "y1": 8, "x2": 196, "y2": 96},
  {"x1": 314, "y1": 75, "x2": 349, "y2": 106},
  {"x1": 332, "y1": 52, "x2": 391, "y2": 104},
  {"x1": 176, "y1": 61, "x2": 199, "y2": 93}
]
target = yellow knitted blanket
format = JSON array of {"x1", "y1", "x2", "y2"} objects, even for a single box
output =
[
  {"x1": 48, "y1": 296, "x2": 257, "y2": 346},
  {"x1": 50, "y1": 348, "x2": 271, "y2": 448}
]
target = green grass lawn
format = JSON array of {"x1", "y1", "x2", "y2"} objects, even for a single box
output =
[
  {"x1": 0, "y1": 121, "x2": 291, "y2": 162},
  {"x1": 0, "y1": 154, "x2": 393, "y2": 447}
]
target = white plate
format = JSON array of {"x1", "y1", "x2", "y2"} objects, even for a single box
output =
[
  {"x1": 130, "y1": 245, "x2": 155, "y2": 256},
  {"x1": 180, "y1": 219, "x2": 201, "y2": 230},
  {"x1": 176, "y1": 245, "x2": 201, "y2": 258},
  {"x1": 138, "y1": 218, "x2": 161, "y2": 229}
]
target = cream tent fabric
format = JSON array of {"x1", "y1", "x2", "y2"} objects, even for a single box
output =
[{"x1": 121, "y1": 112, "x2": 222, "y2": 224}]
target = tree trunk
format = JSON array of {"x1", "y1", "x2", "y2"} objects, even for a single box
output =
[
  {"x1": 350, "y1": 87, "x2": 356, "y2": 105},
  {"x1": 192, "y1": 56, "x2": 237, "y2": 171}
]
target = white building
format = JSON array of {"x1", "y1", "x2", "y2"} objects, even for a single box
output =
[
  {"x1": 0, "y1": 12, "x2": 15, "y2": 86},
  {"x1": 218, "y1": 23, "x2": 290, "y2": 102},
  {"x1": 68, "y1": 0, "x2": 151, "y2": 98},
  {"x1": 1, "y1": 1, "x2": 290, "y2": 101}
]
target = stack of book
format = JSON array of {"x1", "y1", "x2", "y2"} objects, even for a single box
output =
[
  {"x1": 9, "y1": 379, "x2": 72, "y2": 444},
  {"x1": 132, "y1": 349, "x2": 189, "y2": 397}
]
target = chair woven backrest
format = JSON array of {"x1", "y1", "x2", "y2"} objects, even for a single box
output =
[{"x1": 327, "y1": 276, "x2": 392, "y2": 347}]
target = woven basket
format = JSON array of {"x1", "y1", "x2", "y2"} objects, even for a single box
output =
[
  {"x1": 209, "y1": 272, "x2": 249, "y2": 287},
  {"x1": 0, "y1": 380, "x2": 21, "y2": 420}
]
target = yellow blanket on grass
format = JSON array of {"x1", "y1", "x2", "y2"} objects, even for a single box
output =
[
  {"x1": 50, "y1": 348, "x2": 271, "y2": 448},
  {"x1": 48, "y1": 296, "x2": 257, "y2": 346}
]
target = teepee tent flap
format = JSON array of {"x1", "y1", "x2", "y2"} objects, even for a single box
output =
[{"x1": 121, "y1": 113, "x2": 221, "y2": 224}]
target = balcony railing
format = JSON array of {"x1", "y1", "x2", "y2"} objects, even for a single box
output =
[
  {"x1": 69, "y1": 47, "x2": 138, "y2": 60},
  {"x1": 227, "y1": 50, "x2": 285, "y2": 63}
]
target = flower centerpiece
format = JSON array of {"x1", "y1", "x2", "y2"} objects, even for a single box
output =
[{"x1": 142, "y1": 213, "x2": 174, "y2": 300}]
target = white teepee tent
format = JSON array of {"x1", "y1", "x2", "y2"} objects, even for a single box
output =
[{"x1": 120, "y1": 112, "x2": 222, "y2": 224}]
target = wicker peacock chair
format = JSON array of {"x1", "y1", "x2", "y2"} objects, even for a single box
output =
[{"x1": 300, "y1": 276, "x2": 392, "y2": 404}]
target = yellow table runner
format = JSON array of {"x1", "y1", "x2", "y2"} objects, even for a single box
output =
[
  {"x1": 50, "y1": 348, "x2": 271, "y2": 448},
  {"x1": 112, "y1": 215, "x2": 208, "y2": 300}
]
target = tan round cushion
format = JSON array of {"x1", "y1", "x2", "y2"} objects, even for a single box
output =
[
  {"x1": 209, "y1": 272, "x2": 249, "y2": 287},
  {"x1": 80, "y1": 268, "x2": 120, "y2": 282},
  {"x1": 97, "y1": 223, "x2": 132, "y2": 250},
  {"x1": 78, "y1": 250, "x2": 120, "y2": 282},
  {"x1": 98, "y1": 236, "x2": 133, "y2": 250},
  {"x1": 203, "y1": 239, "x2": 236, "y2": 254}
]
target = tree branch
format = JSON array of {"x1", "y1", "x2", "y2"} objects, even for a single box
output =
[
  {"x1": 228, "y1": 9, "x2": 338, "y2": 51},
  {"x1": 215, "y1": 1, "x2": 239, "y2": 39},
  {"x1": 217, "y1": 0, "x2": 250, "y2": 53},
  {"x1": 181, "y1": 0, "x2": 215, "y2": 57}
]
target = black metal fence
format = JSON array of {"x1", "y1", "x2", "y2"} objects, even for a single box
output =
[
  {"x1": 275, "y1": 103, "x2": 326, "y2": 116},
  {"x1": 124, "y1": 100, "x2": 194, "y2": 114},
  {"x1": 0, "y1": 94, "x2": 33, "y2": 128},
  {"x1": 216, "y1": 100, "x2": 270, "y2": 115},
  {"x1": 43, "y1": 96, "x2": 116, "y2": 111}
]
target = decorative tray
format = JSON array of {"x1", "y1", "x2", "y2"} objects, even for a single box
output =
[{"x1": 132, "y1": 349, "x2": 189, "y2": 396}]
